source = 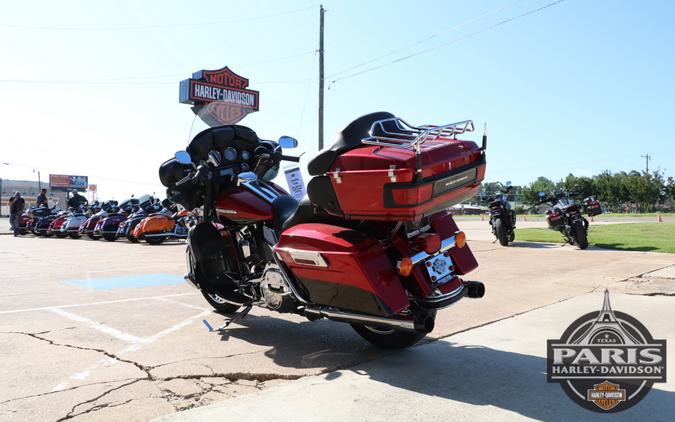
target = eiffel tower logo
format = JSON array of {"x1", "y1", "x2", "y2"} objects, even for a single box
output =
[{"x1": 571, "y1": 290, "x2": 642, "y2": 346}]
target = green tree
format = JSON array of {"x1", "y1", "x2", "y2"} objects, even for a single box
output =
[{"x1": 522, "y1": 176, "x2": 555, "y2": 205}]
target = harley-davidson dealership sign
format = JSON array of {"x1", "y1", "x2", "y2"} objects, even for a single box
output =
[{"x1": 179, "y1": 66, "x2": 259, "y2": 124}]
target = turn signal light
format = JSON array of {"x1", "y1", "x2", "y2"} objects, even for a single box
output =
[
  {"x1": 455, "y1": 231, "x2": 466, "y2": 248},
  {"x1": 397, "y1": 257, "x2": 413, "y2": 277}
]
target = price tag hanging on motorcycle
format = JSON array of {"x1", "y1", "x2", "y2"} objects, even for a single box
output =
[
  {"x1": 284, "y1": 166, "x2": 306, "y2": 201},
  {"x1": 179, "y1": 66, "x2": 260, "y2": 125}
]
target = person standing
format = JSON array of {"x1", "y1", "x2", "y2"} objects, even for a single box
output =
[
  {"x1": 36, "y1": 188, "x2": 48, "y2": 207},
  {"x1": 9, "y1": 192, "x2": 25, "y2": 236},
  {"x1": 67, "y1": 190, "x2": 88, "y2": 209}
]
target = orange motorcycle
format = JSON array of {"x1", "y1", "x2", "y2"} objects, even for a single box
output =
[{"x1": 132, "y1": 201, "x2": 195, "y2": 245}]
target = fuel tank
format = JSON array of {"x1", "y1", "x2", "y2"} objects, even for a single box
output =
[{"x1": 215, "y1": 186, "x2": 273, "y2": 222}]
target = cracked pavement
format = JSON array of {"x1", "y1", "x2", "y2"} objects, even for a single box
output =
[{"x1": 0, "y1": 221, "x2": 673, "y2": 421}]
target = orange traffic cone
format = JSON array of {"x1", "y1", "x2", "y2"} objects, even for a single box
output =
[
  {"x1": 523, "y1": 215, "x2": 528, "y2": 222},
  {"x1": 481, "y1": 214, "x2": 485, "y2": 221},
  {"x1": 657, "y1": 214, "x2": 663, "y2": 222},
  {"x1": 591, "y1": 216, "x2": 595, "y2": 222}
]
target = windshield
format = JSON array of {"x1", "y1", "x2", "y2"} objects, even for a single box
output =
[{"x1": 188, "y1": 100, "x2": 257, "y2": 142}]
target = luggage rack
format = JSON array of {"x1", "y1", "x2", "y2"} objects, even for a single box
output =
[{"x1": 362, "y1": 117, "x2": 483, "y2": 180}]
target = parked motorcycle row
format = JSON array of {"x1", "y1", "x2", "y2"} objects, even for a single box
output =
[
  {"x1": 482, "y1": 182, "x2": 603, "y2": 249},
  {"x1": 14, "y1": 195, "x2": 197, "y2": 245}
]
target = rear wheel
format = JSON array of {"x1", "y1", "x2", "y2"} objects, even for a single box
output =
[
  {"x1": 68, "y1": 233, "x2": 80, "y2": 239},
  {"x1": 201, "y1": 291, "x2": 241, "y2": 314},
  {"x1": 351, "y1": 324, "x2": 427, "y2": 349},
  {"x1": 145, "y1": 236, "x2": 165, "y2": 245},
  {"x1": 127, "y1": 234, "x2": 140, "y2": 243},
  {"x1": 494, "y1": 218, "x2": 509, "y2": 246},
  {"x1": 103, "y1": 233, "x2": 117, "y2": 242},
  {"x1": 574, "y1": 222, "x2": 588, "y2": 249},
  {"x1": 54, "y1": 231, "x2": 67, "y2": 238}
]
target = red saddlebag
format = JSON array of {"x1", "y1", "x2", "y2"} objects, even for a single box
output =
[{"x1": 275, "y1": 223, "x2": 410, "y2": 317}]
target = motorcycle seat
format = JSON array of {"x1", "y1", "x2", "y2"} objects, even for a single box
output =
[
  {"x1": 280, "y1": 197, "x2": 353, "y2": 232},
  {"x1": 307, "y1": 111, "x2": 395, "y2": 176}
]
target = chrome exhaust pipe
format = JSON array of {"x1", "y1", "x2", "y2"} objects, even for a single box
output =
[
  {"x1": 305, "y1": 308, "x2": 419, "y2": 332},
  {"x1": 466, "y1": 281, "x2": 485, "y2": 298}
]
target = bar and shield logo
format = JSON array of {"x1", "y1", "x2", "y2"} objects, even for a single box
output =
[
  {"x1": 547, "y1": 290, "x2": 666, "y2": 412},
  {"x1": 179, "y1": 66, "x2": 259, "y2": 125}
]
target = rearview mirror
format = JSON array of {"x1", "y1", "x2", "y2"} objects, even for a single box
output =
[
  {"x1": 278, "y1": 136, "x2": 298, "y2": 149},
  {"x1": 175, "y1": 151, "x2": 192, "y2": 165}
]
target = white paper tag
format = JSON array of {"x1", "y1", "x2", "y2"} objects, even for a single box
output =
[{"x1": 284, "y1": 166, "x2": 306, "y2": 201}]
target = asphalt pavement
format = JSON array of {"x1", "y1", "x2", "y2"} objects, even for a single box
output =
[{"x1": 0, "y1": 218, "x2": 673, "y2": 421}]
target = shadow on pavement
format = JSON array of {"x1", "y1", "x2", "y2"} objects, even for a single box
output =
[
  {"x1": 352, "y1": 340, "x2": 675, "y2": 421},
  {"x1": 510, "y1": 241, "x2": 562, "y2": 249},
  {"x1": 215, "y1": 314, "x2": 386, "y2": 370},
  {"x1": 594, "y1": 243, "x2": 658, "y2": 252}
]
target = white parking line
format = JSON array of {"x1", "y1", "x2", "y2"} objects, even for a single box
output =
[
  {"x1": 50, "y1": 308, "x2": 145, "y2": 344},
  {"x1": 0, "y1": 293, "x2": 196, "y2": 315}
]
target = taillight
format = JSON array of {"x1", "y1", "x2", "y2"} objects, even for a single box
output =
[
  {"x1": 390, "y1": 184, "x2": 433, "y2": 205},
  {"x1": 415, "y1": 233, "x2": 440, "y2": 254}
]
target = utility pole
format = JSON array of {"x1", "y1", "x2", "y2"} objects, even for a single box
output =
[
  {"x1": 318, "y1": 4, "x2": 325, "y2": 151},
  {"x1": 641, "y1": 154, "x2": 651, "y2": 173}
]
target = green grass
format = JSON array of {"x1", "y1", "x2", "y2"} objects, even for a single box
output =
[{"x1": 515, "y1": 222, "x2": 675, "y2": 253}]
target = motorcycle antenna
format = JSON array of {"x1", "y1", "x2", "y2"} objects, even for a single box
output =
[
  {"x1": 318, "y1": 4, "x2": 326, "y2": 151},
  {"x1": 481, "y1": 123, "x2": 487, "y2": 151}
]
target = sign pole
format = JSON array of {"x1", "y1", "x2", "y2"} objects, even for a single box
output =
[{"x1": 318, "y1": 4, "x2": 325, "y2": 151}]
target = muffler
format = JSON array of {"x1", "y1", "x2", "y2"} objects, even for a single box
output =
[
  {"x1": 465, "y1": 281, "x2": 485, "y2": 298},
  {"x1": 305, "y1": 308, "x2": 420, "y2": 332}
]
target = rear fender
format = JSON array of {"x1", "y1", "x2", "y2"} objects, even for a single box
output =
[{"x1": 429, "y1": 211, "x2": 478, "y2": 275}]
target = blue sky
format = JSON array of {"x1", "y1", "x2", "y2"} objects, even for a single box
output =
[{"x1": 1, "y1": 0, "x2": 673, "y2": 199}]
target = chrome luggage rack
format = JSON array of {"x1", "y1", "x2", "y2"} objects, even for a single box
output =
[
  {"x1": 361, "y1": 117, "x2": 475, "y2": 150},
  {"x1": 361, "y1": 117, "x2": 484, "y2": 181}
]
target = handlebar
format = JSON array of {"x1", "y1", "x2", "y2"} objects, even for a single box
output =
[{"x1": 280, "y1": 155, "x2": 300, "y2": 162}]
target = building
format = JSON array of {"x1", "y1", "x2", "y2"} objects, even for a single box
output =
[{"x1": 0, "y1": 179, "x2": 64, "y2": 215}]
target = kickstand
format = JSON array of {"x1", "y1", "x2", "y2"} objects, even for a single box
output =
[{"x1": 218, "y1": 304, "x2": 253, "y2": 330}]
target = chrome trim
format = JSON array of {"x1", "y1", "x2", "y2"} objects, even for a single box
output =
[
  {"x1": 304, "y1": 308, "x2": 417, "y2": 332},
  {"x1": 362, "y1": 117, "x2": 474, "y2": 151},
  {"x1": 408, "y1": 233, "x2": 458, "y2": 265},
  {"x1": 272, "y1": 254, "x2": 310, "y2": 304},
  {"x1": 283, "y1": 249, "x2": 328, "y2": 267}
]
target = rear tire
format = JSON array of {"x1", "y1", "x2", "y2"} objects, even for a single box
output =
[
  {"x1": 127, "y1": 234, "x2": 140, "y2": 243},
  {"x1": 494, "y1": 218, "x2": 509, "y2": 246},
  {"x1": 68, "y1": 233, "x2": 80, "y2": 239},
  {"x1": 145, "y1": 237, "x2": 165, "y2": 245},
  {"x1": 103, "y1": 233, "x2": 117, "y2": 242},
  {"x1": 54, "y1": 232, "x2": 67, "y2": 238},
  {"x1": 201, "y1": 291, "x2": 241, "y2": 314},
  {"x1": 351, "y1": 324, "x2": 427, "y2": 349},
  {"x1": 574, "y1": 222, "x2": 588, "y2": 250}
]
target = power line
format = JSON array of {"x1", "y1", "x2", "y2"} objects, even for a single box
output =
[
  {"x1": 0, "y1": 50, "x2": 317, "y2": 86},
  {"x1": 331, "y1": 0, "x2": 566, "y2": 84},
  {"x1": 326, "y1": 0, "x2": 524, "y2": 78},
  {"x1": 0, "y1": 5, "x2": 316, "y2": 31}
]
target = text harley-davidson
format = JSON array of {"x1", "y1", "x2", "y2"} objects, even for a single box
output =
[{"x1": 159, "y1": 102, "x2": 487, "y2": 348}]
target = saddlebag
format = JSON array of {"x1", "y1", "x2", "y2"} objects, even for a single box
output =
[{"x1": 275, "y1": 223, "x2": 410, "y2": 317}]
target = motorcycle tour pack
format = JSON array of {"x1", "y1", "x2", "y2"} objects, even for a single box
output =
[{"x1": 158, "y1": 108, "x2": 486, "y2": 346}]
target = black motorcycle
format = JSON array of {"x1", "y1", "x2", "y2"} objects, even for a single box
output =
[
  {"x1": 486, "y1": 182, "x2": 516, "y2": 246},
  {"x1": 538, "y1": 191, "x2": 589, "y2": 249}
]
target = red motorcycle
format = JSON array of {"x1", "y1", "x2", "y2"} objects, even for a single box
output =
[{"x1": 160, "y1": 103, "x2": 486, "y2": 348}]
